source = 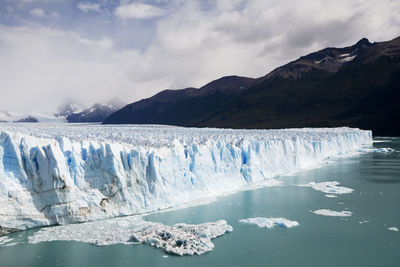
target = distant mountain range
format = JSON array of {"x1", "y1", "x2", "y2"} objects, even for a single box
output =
[
  {"x1": 0, "y1": 110, "x2": 64, "y2": 123},
  {"x1": 103, "y1": 76, "x2": 254, "y2": 126},
  {"x1": 103, "y1": 36, "x2": 400, "y2": 136},
  {"x1": 0, "y1": 99, "x2": 125, "y2": 124},
  {"x1": 57, "y1": 99, "x2": 125, "y2": 123}
]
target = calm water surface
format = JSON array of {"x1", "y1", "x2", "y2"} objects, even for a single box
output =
[{"x1": 1, "y1": 138, "x2": 399, "y2": 267}]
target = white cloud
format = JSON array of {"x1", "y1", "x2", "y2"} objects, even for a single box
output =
[
  {"x1": 29, "y1": 8, "x2": 59, "y2": 19},
  {"x1": 50, "y1": 11, "x2": 60, "y2": 18},
  {"x1": 76, "y1": 35, "x2": 114, "y2": 48},
  {"x1": 115, "y1": 3, "x2": 165, "y2": 19},
  {"x1": 30, "y1": 8, "x2": 45, "y2": 17},
  {"x1": 0, "y1": 26, "x2": 134, "y2": 113},
  {"x1": 77, "y1": 2, "x2": 101, "y2": 13}
]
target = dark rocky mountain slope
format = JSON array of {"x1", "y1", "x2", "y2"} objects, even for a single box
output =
[
  {"x1": 66, "y1": 102, "x2": 124, "y2": 123},
  {"x1": 104, "y1": 36, "x2": 400, "y2": 136},
  {"x1": 56, "y1": 99, "x2": 125, "y2": 123},
  {"x1": 103, "y1": 76, "x2": 255, "y2": 125}
]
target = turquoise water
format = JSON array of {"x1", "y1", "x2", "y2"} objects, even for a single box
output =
[{"x1": 1, "y1": 138, "x2": 399, "y2": 267}]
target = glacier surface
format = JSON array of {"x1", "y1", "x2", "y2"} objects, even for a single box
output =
[{"x1": 0, "y1": 124, "x2": 372, "y2": 231}]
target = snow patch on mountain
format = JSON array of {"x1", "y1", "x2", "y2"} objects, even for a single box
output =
[{"x1": 339, "y1": 54, "x2": 356, "y2": 62}]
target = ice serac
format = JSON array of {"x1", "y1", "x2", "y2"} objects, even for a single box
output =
[{"x1": 0, "y1": 124, "x2": 372, "y2": 231}]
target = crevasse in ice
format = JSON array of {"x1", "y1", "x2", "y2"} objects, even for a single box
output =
[{"x1": 0, "y1": 124, "x2": 372, "y2": 230}]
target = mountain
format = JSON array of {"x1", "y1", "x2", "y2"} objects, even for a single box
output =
[
  {"x1": 258, "y1": 38, "x2": 373, "y2": 81},
  {"x1": 197, "y1": 36, "x2": 400, "y2": 136},
  {"x1": 56, "y1": 102, "x2": 85, "y2": 117},
  {"x1": 66, "y1": 102, "x2": 124, "y2": 123},
  {"x1": 103, "y1": 76, "x2": 255, "y2": 125},
  {"x1": 57, "y1": 99, "x2": 126, "y2": 123},
  {"x1": 104, "y1": 36, "x2": 400, "y2": 136},
  {"x1": 14, "y1": 116, "x2": 39, "y2": 123},
  {"x1": 0, "y1": 110, "x2": 64, "y2": 123}
]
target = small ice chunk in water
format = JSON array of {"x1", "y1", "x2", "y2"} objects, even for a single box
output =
[
  {"x1": 325, "y1": 194, "x2": 337, "y2": 198},
  {"x1": 299, "y1": 181, "x2": 353, "y2": 194},
  {"x1": 0, "y1": 236, "x2": 13, "y2": 246},
  {"x1": 312, "y1": 209, "x2": 352, "y2": 217},
  {"x1": 361, "y1": 147, "x2": 395, "y2": 153},
  {"x1": 387, "y1": 227, "x2": 399, "y2": 232},
  {"x1": 239, "y1": 217, "x2": 299, "y2": 229}
]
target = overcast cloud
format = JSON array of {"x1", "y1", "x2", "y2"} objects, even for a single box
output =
[{"x1": 0, "y1": 0, "x2": 399, "y2": 113}]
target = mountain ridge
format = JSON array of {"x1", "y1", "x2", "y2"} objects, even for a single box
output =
[
  {"x1": 57, "y1": 99, "x2": 125, "y2": 123},
  {"x1": 103, "y1": 36, "x2": 400, "y2": 136},
  {"x1": 103, "y1": 75, "x2": 255, "y2": 125}
]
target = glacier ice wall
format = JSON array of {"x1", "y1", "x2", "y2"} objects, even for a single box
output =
[{"x1": 0, "y1": 124, "x2": 372, "y2": 231}]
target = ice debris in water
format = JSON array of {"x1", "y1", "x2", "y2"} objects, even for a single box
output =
[
  {"x1": 239, "y1": 217, "x2": 299, "y2": 229},
  {"x1": 299, "y1": 181, "x2": 354, "y2": 194},
  {"x1": 0, "y1": 124, "x2": 371, "y2": 231},
  {"x1": 27, "y1": 216, "x2": 232, "y2": 256},
  {"x1": 360, "y1": 147, "x2": 395, "y2": 153},
  {"x1": 0, "y1": 236, "x2": 13, "y2": 246},
  {"x1": 312, "y1": 209, "x2": 352, "y2": 217},
  {"x1": 387, "y1": 227, "x2": 399, "y2": 232}
]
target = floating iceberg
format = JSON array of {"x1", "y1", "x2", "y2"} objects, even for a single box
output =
[
  {"x1": 239, "y1": 217, "x2": 299, "y2": 229},
  {"x1": 21, "y1": 216, "x2": 231, "y2": 255},
  {"x1": 312, "y1": 209, "x2": 353, "y2": 217},
  {"x1": 387, "y1": 227, "x2": 398, "y2": 232},
  {"x1": 0, "y1": 124, "x2": 371, "y2": 231},
  {"x1": 325, "y1": 194, "x2": 338, "y2": 198},
  {"x1": 299, "y1": 181, "x2": 354, "y2": 194},
  {"x1": 0, "y1": 236, "x2": 13, "y2": 246},
  {"x1": 360, "y1": 147, "x2": 395, "y2": 153}
]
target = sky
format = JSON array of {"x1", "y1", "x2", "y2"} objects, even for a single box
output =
[{"x1": 0, "y1": 0, "x2": 399, "y2": 114}]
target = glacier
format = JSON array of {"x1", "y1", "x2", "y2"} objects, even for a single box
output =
[{"x1": 0, "y1": 124, "x2": 372, "y2": 232}]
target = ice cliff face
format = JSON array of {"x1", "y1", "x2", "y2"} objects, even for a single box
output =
[{"x1": 0, "y1": 124, "x2": 372, "y2": 231}]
